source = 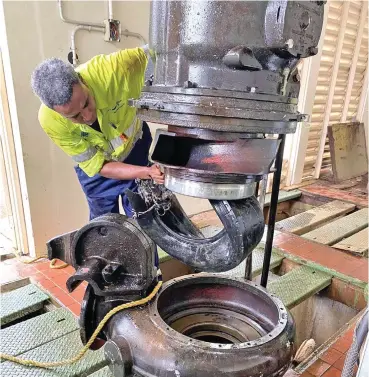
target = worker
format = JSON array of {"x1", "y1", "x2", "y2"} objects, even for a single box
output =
[{"x1": 31, "y1": 47, "x2": 164, "y2": 221}]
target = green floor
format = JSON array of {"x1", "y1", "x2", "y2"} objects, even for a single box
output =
[{"x1": 0, "y1": 287, "x2": 110, "y2": 376}]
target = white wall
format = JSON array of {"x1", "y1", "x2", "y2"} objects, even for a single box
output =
[{"x1": 1, "y1": 0, "x2": 210, "y2": 256}]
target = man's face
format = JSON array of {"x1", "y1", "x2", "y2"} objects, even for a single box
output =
[{"x1": 53, "y1": 83, "x2": 97, "y2": 125}]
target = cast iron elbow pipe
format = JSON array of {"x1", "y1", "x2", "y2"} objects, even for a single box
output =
[
  {"x1": 160, "y1": 195, "x2": 205, "y2": 238},
  {"x1": 126, "y1": 190, "x2": 264, "y2": 272}
]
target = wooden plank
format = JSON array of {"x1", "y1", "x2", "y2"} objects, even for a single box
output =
[
  {"x1": 268, "y1": 265, "x2": 332, "y2": 309},
  {"x1": 333, "y1": 228, "x2": 369, "y2": 255},
  {"x1": 300, "y1": 184, "x2": 368, "y2": 208},
  {"x1": 283, "y1": 179, "x2": 317, "y2": 191},
  {"x1": 275, "y1": 200, "x2": 356, "y2": 235},
  {"x1": 287, "y1": 8, "x2": 329, "y2": 186},
  {"x1": 327, "y1": 122, "x2": 368, "y2": 182},
  {"x1": 264, "y1": 189, "x2": 301, "y2": 207},
  {"x1": 302, "y1": 208, "x2": 368, "y2": 245},
  {"x1": 357, "y1": 68, "x2": 368, "y2": 122},
  {"x1": 0, "y1": 51, "x2": 30, "y2": 255},
  {"x1": 341, "y1": 4, "x2": 367, "y2": 121},
  {"x1": 314, "y1": 2, "x2": 350, "y2": 179}
]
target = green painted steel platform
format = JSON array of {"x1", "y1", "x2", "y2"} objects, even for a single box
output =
[
  {"x1": 276, "y1": 200, "x2": 355, "y2": 235},
  {"x1": 0, "y1": 282, "x2": 107, "y2": 376},
  {"x1": 333, "y1": 228, "x2": 369, "y2": 256},
  {"x1": 1, "y1": 284, "x2": 49, "y2": 326},
  {"x1": 1, "y1": 329, "x2": 107, "y2": 376},
  {"x1": 216, "y1": 243, "x2": 284, "y2": 279},
  {"x1": 0, "y1": 308, "x2": 78, "y2": 358},
  {"x1": 303, "y1": 208, "x2": 368, "y2": 245},
  {"x1": 268, "y1": 265, "x2": 332, "y2": 309},
  {"x1": 88, "y1": 366, "x2": 113, "y2": 376}
]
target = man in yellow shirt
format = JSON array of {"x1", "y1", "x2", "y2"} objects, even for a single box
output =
[{"x1": 31, "y1": 47, "x2": 164, "y2": 220}]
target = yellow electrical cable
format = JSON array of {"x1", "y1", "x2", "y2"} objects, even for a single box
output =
[
  {"x1": 0, "y1": 280, "x2": 163, "y2": 368},
  {"x1": 49, "y1": 258, "x2": 69, "y2": 269},
  {"x1": 13, "y1": 252, "x2": 68, "y2": 269}
]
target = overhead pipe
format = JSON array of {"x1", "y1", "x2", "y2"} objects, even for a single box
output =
[
  {"x1": 106, "y1": 0, "x2": 147, "y2": 44},
  {"x1": 57, "y1": 0, "x2": 105, "y2": 28},
  {"x1": 58, "y1": 0, "x2": 147, "y2": 58},
  {"x1": 59, "y1": 0, "x2": 148, "y2": 67},
  {"x1": 70, "y1": 26, "x2": 104, "y2": 66},
  {"x1": 108, "y1": 0, "x2": 113, "y2": 20},
  {"x1": 70, "y1": 26, "x2": 147, "y2": 67},
  {"x1": 121, "y1": 29, "x2": 147, "y2": 45}
]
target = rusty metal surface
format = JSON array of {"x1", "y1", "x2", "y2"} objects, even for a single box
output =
[
  {"x1": 141, "y1": 86, "x2": 299, "y2": 104},
  {"x1": 104, "y1": 274, "x2": 295, "y2": 377},
  {"x1": 167, "y1": 125, "x2": 264, "y2": 141},
  {"x1": 47, "y1": 229, "x2": 77, "y2": 266},
  {"x1": 68, "y1": 214, "x2": 157, "y2": 299},
  {"x1": 131, "y1": 92, "x2": 301, "y2": 123},
  {"x1": 47, "y1": 215, "x2": 160, "y2": 350},
  {"x1": 136, "y1": 108, "x2": 299, "y2": 134},
  {"x1": 48, "y1": 214, "x2": 157, "y2": 300}
]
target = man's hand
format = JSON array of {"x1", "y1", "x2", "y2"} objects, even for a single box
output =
[
  {"x1": 100, "y1": 161, "x2": 165, "y2": 184},
  {"x1": 145, "y1": 164, "x2": 165, "y2": 184}
]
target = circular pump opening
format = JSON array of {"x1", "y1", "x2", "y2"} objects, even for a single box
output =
[{"x1": 157, "y1": 275, "x2": 282, "y2": 345}]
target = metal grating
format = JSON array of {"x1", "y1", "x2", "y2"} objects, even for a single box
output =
[
  {"x1": 88, "y1": 366, "x2": 113, "y2": 377},
  {"x1": 303, "y1": 208, "x2": 368, "y2": 245},
  {"x1": 215, "y1": 243, "x2": 284, "y2": 279},
  {"x1": 268, "y1": 265, "x2": 332, "y2": 309},
  {"x1": 0, "y1": 284, "x2": 49, "y2": 326},
  {"x1": 1, "y1": 330, "x2": 108, "y2": 377},
  {"x1": 264, "y1": 190, "x2": 302, "y2": 207},
  {"x1": 275, "y1": 200, "x2": 355, "y2": 235},
  {"x1": 333, "y1": 228, "x2": 369, "y2": 256},
  {"x1": 0, "y1": 308, "x2": 78, "y2": 358}
]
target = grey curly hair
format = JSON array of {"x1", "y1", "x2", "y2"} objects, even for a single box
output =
[{"x1": 31, "y1": 58, "x2": 81, "y2": 109}]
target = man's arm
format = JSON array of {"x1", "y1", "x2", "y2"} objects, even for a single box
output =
[
  {"x1": 39, "y1": 106, "x2": 164, "y2": 183},
  {"x1": 100, "y1": 162, "x2": 164, "y2": 184},
  {"x1": 98, "y1": 48, "x2": 163, "y2": 183}
]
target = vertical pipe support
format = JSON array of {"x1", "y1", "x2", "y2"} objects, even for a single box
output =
[
  {"x1": 108, "y1": 0, "x2": 114, "y2": 20},
  {"x1": 244, "y1": 254, "x2": 253, "y2": 281},
  {"x1": 260, "y1": 135, "x2": 286, "y2": 288},
  {"x1": 245, "y1": 174, "x2": 268, "y2": 281},
  {"x1": 254, "y1": 180, "x2": 260, "y2": 198}
]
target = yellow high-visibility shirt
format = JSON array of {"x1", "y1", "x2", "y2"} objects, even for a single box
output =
[{"x1": 38, "y1": 47, "x2": 148, "y2": 177}]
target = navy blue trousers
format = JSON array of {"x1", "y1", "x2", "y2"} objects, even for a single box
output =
[
  {"x1": 75, "y1": 122, "x2": 159, "y2": 266},
  {"x1": 75, "y1": 122, "x2": 152, "y2": 219}
]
